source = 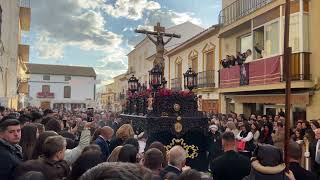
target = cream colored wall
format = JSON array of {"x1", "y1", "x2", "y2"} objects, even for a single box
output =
[
  {"x1": 0, "y1": 0, "x2": 20, "y2": 108},
  {"x1": 167, "y1": 32, "x2": 220, "y2": 92},
  {"x1": 127, "y1": 39, "x2": 154, "y2": 86},
  {"x1": 306, "y1": 0, "x2": 320, "y2": 120},
  {"x1": 221, "y1": 28, "x2": 251, "y2": 59}
]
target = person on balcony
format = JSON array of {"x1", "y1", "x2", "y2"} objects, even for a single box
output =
[
  {"x1": 221, "y1": 55, "x2": 231, "y2": 68},
  {"x1": 244, "y1": 49, "x2": 252, "y2": 62},
  {"x1": 236, "y1": 52, "x2": 246, "y2": 65},
  {"x1": 229, "y1": 55, "x2": 236, "y2": 67}
]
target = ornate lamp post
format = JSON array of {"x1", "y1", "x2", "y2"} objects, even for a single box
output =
[
  {"x1": 184, "y1": 68, "x2": 197, "y2": 91},
  {"x1": 128, "y1": 75, "x2": 139, "y2": 93},
  {"x1": 149, "y1": 66, "x2": 162, "y2": 91}
]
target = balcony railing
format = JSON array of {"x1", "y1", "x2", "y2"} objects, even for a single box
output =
[
  {"x1": 37, "y1": 92, "x2": 54, "y2": 98},
  {"x1": 171, "y1": 77, "x2": 182, "y2": 91},
  {"x1": 219, "y1": 0, "x2": 274, "y2": 26},
  {"x1": 20, "y1": 0, "x2": 30, "y2": 8},
  {"x1": 219, "y1": 52, "x2": 311, "y2": 88},
  {"x1": 198, "y1": 70, "x2": 215, "y2": 88}
]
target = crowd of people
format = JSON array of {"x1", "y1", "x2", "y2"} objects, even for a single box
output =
[
  {"x1": 220, "y1": 49, "x2": 252, "y2": 68},
  {"x1": 0, "y1": 105, "x2": 319, "y2": 180}
]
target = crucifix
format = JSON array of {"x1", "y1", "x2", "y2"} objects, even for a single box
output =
[{"x1": 135, "y1": 22, "x2": 181, "y2": 74}]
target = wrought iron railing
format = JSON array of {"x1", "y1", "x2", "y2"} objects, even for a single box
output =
[
  {"x1": 219, "y1": 0, "x2": 274, "y2": 26},
  {"x1": 20, "y1": 0, "x2": 30, "y2": 8},
  {"x1": 171, "y1": 77, "x2": 182, "y2": 91},
  {"x1": 197, "y1": 70, "x2": 215, "y2": 88}
]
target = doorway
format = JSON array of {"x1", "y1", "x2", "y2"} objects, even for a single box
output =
[{"x1": 40, "y1": 101, "x2": 51, "y2": 109}]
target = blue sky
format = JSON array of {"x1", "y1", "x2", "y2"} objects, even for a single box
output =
[{"x1": 28, "y1": 0, "x2": 221, "y2": 84}]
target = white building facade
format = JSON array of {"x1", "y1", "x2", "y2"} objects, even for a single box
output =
[{"x1": 27, "y1": 64, "x2": 96, "y2": 110}]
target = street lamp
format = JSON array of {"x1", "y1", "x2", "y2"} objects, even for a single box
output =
[
  {"x1": 149, "y1": 66, "x2": 162, "y2": 91},
  {"x1": 184, "y1": 68, "x2": 197, "y2": 91},
  {"x1": 128, "y1": 75, "x2": 139, "y2": 93}
]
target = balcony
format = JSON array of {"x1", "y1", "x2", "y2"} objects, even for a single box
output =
[
  {"x1": 37, "y1": 92, "x2": 54, "y2": 98},
  {"x1": 219, "y1": 0, "x2": 274, "y2": 26},
  {"x1": 219, "y1": 52, "x2": 311, "y2": 89},
  {"x1": 18, "y1": 44, "x2": 29, "y2": 63},
  {"x1": 171, "y1": 77, "x2": 182, "y2": 91},
  {"x1": 19, "y1": 0, "x2": 31, "y2": 31},
  {"x1": 197, "y1": 70, "x2": 215, "y2": 88}
]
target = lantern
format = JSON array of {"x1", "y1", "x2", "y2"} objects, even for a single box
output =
[
  {"x1": 184, "y1": 68, "x2": 197, "y2": 91},
  {"x1": 128, "y1": 75, "x2": 139, "y2": 93},
  {"x1": 149, "y1": 66, "x2": 162, "y2": 91}
]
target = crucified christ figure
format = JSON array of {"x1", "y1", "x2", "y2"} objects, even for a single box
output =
[{"x1": 135, "y1": 22, "x2": 181, "y2": 73}]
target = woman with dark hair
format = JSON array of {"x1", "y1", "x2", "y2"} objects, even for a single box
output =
[
  {"x1": 291, "y1": 129, "x2": 303, "y2": 143},
  {"x1": 44, "y1": 118, "x2": 62, "y2": 133},
  {"x1": 310, "y1": 120, "x2": 320, "y2": 130},
  {"x1": 69, "y1": 151, "x2": 103, "y2": 180},
  {"x1": 147, "y1": 141, "x2": 168, "y2": 167},
  {"x1": 32, "y1": 131, "x2": 57, "y2": 159},
  {"x1": 259, "y1": 124, "x2": 274, "y2": 145},
  {"x1": 118, "y1": 144, "x2": 138, "y2": 163},
  {"x1": 236, "y1": 122, "x2": 255, "y2": 154},
  {"x1": 124, "y1": 138, "x2": 139, "y2": 152},
  {"x1": 251, "y1": 122, "x2": 260, "y2": 145},
  {"x1": 20, "y1": 125, "x2": 39, "y2": 160}
]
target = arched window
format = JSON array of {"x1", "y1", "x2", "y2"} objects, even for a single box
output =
[
  {"x1": 175, "y1": 57, "x2": 182, "y2": 78},
  {"x1": 202, "y1": 43, "x2": 216, "y2": 71},
  {"x1": 188, "y1": 50, "x2": 198, "y2": 73}
]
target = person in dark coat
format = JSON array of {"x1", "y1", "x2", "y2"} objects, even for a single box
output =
[
  {"x1": 94, "y1": 126, "x2": 114, "y2": 161},
  {"x1": 211, "y1": 132, "x2": 250, "y2": 180},
  {"x1": 310, "y1": 128, "x2": 320, "y2": 178},
  {"x1": 0, "y1": 119, "x2": 23, "y2": 180},
  {"x1": 15, "y1": 135, "x2": 70, "y2": 180},
  {"x1": 288, "y1": 141, "x2": 317, "y2": 180},
  {"x1": 207, "y1": 124, "x2": 223, "y2": 171},
  {"x1": 160, "y1": 146, "x2": 187, "y2": 178},
  {"x1": 243, "y1": 144, "x2": 294, "y2": 180}
]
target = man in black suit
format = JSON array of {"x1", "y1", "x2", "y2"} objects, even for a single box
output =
[
  {"x1": 160, "y1": 145, "x2": 186, "y2": 178},
  {"x1": 95, "y1": 126, "x2": 114, "y2": 161},
  {"x1": 211, "y1": 131, "x2": 251, "y2": 180},
  {"x1": 310, "y1": 128, "x2": 320, "y2": 179},
  {"x1": 288, "y1": 141, "x2": 317, "y2": 180}
]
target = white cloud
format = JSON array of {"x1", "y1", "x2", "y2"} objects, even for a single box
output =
[
  {"x1": 103, "y1": 0, "x2": 160, "y2": 20},
  {"x1": 32, "y1": 0, "x2": 123, "y2": 55},
  {"x1": 35, "y1": 32, "x2": 64, "y2": 59},
  {"x1": 143, "y1": 9, "x2": 202, "y2": 27}
]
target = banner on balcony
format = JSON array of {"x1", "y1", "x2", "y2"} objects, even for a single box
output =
[
  {"x1": 249, "y1": 56, "x2": 281, "y2": 86},
  {"x1": 240, "y1": 64, "x2": 249, "y2": 86},
  {"x1": 219, "y1": 66, "x2": 240, "y2": 88}
]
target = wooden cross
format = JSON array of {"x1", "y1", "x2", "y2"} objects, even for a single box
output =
[
  {"x1": 154, "y1": 22, "x2": 165, "y2": 33},
  {"x1": 135, "y1": 22, "x2": 181, "y2": 38}
]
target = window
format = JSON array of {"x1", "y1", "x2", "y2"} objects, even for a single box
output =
[
  {"x1": 239, "y1": 34, "x2": 252, "y2": 53},
  {"x1": 64, "y1": 86, "x2": 71, "y2": 98},
  {"x1": 253, "y1": 27, "x2": 265, "y2": 59},
  {"x1": 42, "y1": 85, "x2": 50, "y2": 93},
  {"x1": 175, "y1": 61, "x2": 182, "y2": 78},
  {"x1": 190, "y1": 57, "x2": 198, "y2": 73},
  {"x1": 43, "y1": 75, "x2": 50, "y2": 80},
  {"x1": 65, "y1": 76, "x2": 71, "y2": 81},
  {"x1": 289, "y1": 15, "x2": 300, "y2": 52},
  {"x1": 265, "y1": 21, "x2": 279, "y2": 56},
  {"x1": 205, "y1": 51, "x2": 215, "y2": 71}
]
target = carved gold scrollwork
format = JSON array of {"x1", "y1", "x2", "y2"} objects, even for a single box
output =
[{"x1": 165, "y1": 138, "x2": 199, "y2": 159}]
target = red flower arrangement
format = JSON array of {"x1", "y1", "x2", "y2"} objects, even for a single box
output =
[
  {"x1": 179, "y1": 90, "x2": 194, "y2": 97},
  {"x1": 158, "y1": 88, "x2": 172, "y2": 97}
]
